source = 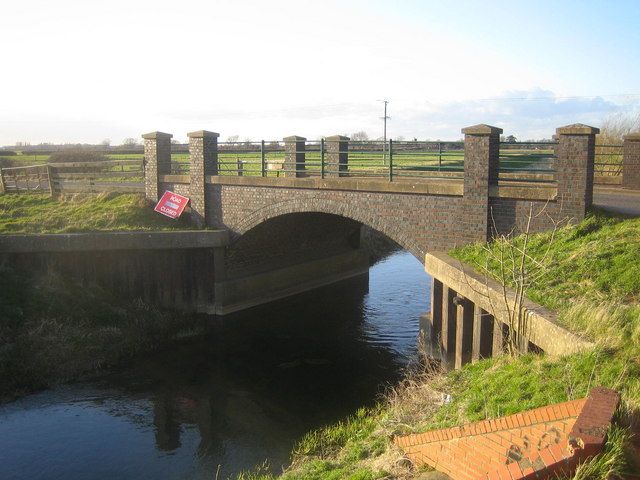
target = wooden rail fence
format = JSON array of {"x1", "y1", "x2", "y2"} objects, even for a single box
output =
[{"x1": 0, "y1": 159, "x2": 144, "y2": 195}]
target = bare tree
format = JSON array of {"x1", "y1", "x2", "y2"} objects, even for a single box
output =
[
  {"x1": 458, "y1": 202, "x2": 561, "y2": 356},
  {"x1": 226, "y1": 135, "x2": 240, "y2": 143},
  {"x1": 100, "y1": 139, "x2": 111, "y2": 147},
  {"x1": 351, "y1": 131, "x2": 369, "y2": 141},
  {"x1": 122, "y1": 138, "x2": 138, "y2": 146}
]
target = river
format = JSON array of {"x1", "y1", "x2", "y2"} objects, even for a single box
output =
[{"x1": 0, "y1": 250, "x2": 430, "y2": 480}]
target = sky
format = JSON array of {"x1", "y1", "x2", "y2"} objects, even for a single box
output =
[{"x1": 1, "y1": 0, "x2": 639, "y2": 145}]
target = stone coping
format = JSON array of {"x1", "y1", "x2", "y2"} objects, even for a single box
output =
[
  {"x1": 424, "y1": 252, "x2": 592, "y2": 356},
  {"x1": 157, "y1": 174, "x2": 558, "y2": 201},
  {"x1": 0, "y1": 230, "x2": 229, "y2": 253}
]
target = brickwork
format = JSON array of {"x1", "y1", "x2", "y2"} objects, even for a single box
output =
[
  {"x1": 395, "y1": 387, "x2": 620, "y2": 480},
  {"x1": 145, "y1": 123, "x2": 598, "y2": 268},
  {"x1": 283, "y1": 136, "x2": 306, "y2": 177},
  {"x1": 188, "y1": 130, "x2": 219, "y2": 226},
  {"x1": 142, "y1": 131, "x2": 172, "y2": 202},
  {"x1": 556, "y1": 124, "x2": 599, "y2": 222},
  {"x1": 224, "y1": 213, "x2": 361, "y2": 277},
  {"x1": 462, "y1": 125, "x2": 502, "y2": 244},
  {"x1": 326, "y1": 135, "x2": 349, "y2": 177},
  {"x1": 623, "y1": 133, "x2": 640, "y2": 190},
  {"x1": 489, "y1": 198, "x2": 562, "y2": 237},
  {"x1": 205, "y1": 183, "x2": 465, "y2": 260}
]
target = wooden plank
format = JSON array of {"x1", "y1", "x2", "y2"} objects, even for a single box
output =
[
  {"x1": 55, "y1": 185, "x2": 144, "y2": 193},
  {"x1": 49, "y1": 160, "x2": 142, "y2": 168},
  {"x1": 55, "y1": 171, "x2": 143, "y2": 179}
]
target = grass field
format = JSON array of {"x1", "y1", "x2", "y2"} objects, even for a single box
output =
[
  {"x1": 0, "y1": 193, "x2": 196, "y2": 233},
  {"x1": 244, "y1": 209, "x2": 640, "y2": 479}
]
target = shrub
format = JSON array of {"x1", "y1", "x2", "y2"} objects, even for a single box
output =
[
  {"x1": 0, "y1": 157, "x2": 20, "y2": 168},
  {"x1": 0, "y1": 150, "x2": 17, "y2": 156}
]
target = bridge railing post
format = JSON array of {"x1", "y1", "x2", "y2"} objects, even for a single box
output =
[
  {"x1": 142, "y1": 131, "x2": 173, "y2": 202},
  {"x1": 461, "y1": 124, "x2": 502, "y2": 243},
  {"x1": 388, "y1": 139, "x2": 394, "y2": 181},
  {"x1": 320, "y1": 138, "x2": 325, "y2": 179},
  {"x1": 556, "y1": 124, "x2": 599, "y2": 221},
  {"x1": 188, "y1": 130, "x2": 219, "y2": 226},
  {"x1": 283, "y1": 136, "x2": 306, "y2": 177},
  {"x1": 260, "y1": 140, "x2": 266, "y2": 177},
  {"x1": 622, "y1": 133, "x2": 640, "y2": 190},
  {"x1": 325, "y1": 135, "x2": 349, "y2": 177}
]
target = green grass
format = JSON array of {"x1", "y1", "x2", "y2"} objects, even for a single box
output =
[
  {"x1": 0, "y1": 193, "x2": 197, "y2": 233},
  {"x1": 265, "y1": 210, "x2": 640, "y2": 479}
]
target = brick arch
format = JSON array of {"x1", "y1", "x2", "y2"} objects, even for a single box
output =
[{"x1": 230, "y1": 197, "x2": 424, "y2": 261}]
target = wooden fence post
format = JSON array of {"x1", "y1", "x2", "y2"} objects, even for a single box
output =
[
  {"x1": 0, "y1": 168, "x2": 5, "y2": 194},
  {"x1": 46, "y1": 165, "x2": 56, "y2": 196}
]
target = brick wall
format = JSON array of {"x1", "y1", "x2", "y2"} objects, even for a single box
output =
[
  {"x1": 395, "y1": 387, "x2": 620, "y2": 480},
  {"x1": 205, "y1": 183, "x2": 466, "y2": 261}
]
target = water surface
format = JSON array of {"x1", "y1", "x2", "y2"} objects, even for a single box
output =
[{"x1": 0, "y1": 251, "x2": 430, "y2": 479}]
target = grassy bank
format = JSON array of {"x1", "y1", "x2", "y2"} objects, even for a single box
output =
[
  {"x1": 250, "y1": 210, "x2": 640, "y2": 479},
  {"x1": 0, "y1": 264, "x2": 204, "y2": 401},
  {"x1": 0, "y1": 193, "x2": 204, "y2": 400},
  {"x1": 0, "y1": 193, "x2": 196, "y2": 233}
]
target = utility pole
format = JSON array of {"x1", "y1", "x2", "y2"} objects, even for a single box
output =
[{"x1": 378, "y1": 99, "x2": 390, "y2": 163}]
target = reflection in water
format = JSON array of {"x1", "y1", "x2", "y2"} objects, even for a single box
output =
[{"x1": 0, "y1": 251, "x2": 430, "y2": 480}]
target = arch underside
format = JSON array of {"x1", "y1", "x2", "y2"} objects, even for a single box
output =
[{"x1": 230, "y1": 198, "x2": 425, "y2": 262}]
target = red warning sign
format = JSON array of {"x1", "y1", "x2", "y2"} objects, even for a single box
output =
[{"x1": 154, "y1": 191, "x2": 189, "y2": 219}]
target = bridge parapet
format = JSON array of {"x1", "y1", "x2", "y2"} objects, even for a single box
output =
[{"x1": 145, "y1": 122, "x2": 600, "y2": 258}]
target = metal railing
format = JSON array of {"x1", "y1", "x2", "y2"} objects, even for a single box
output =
[
  {"x1": 209, "y1": 139, "x2": 465, "y2": 181},
  {"x1": 594, "y1": 144, "x2": 623, "y2": 177},
  {"x1": 498, "y1": 141, "x2": 557, "y2": 184}
]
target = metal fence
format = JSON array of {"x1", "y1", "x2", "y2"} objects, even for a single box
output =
[
  {"x1": 204, "y1": 139, "x2": 466, "y2": 181},
  {"x1": 498, "y1": 141, "x2": 557, "y2": 184},
  {"x1": 594, "y1": 144, "x2": 623, "y2": 177}
]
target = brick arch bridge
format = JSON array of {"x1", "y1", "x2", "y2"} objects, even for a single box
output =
[
  {"x1": 223, "y1": 194, "x2": 436, "y2": 261},
  {"x1": 149, "y1": 123, "x2": 599, "y2": 264},
  {"x1": 143, "y1": 123, "x2": 600, "y2": 313}
]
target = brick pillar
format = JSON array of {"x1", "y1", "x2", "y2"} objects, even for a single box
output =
[
  {"x1": 142, "y1": 131, "x2": 172, "y2": 202},
  {"x1": 283, "y1": 136, "x2": 306, "y2": 177},
  {"x1": 188, "y1": 130, "x2": 219, "y2": 226},
  {"x1": 622, "y1": 133, "x2": 640, "y2": 190},
  {"x1": 462, "y1": 124, "x2": 502, "y2": 243},
  {"x1": 326, "y1": 135, "x2": 349, "y2": 176},
  {"x1": 556, "y1": 124, "x2": 599, "y2": 221}
]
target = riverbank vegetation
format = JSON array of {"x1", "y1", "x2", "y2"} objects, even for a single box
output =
[
  {"x1": 0, "y1": 263, "x2": 204, "y2": 402},
  {"x1": 247, "y1": 209, "x2": 640, "y2": 479},
  {"x1": 0, "y1": 193, "x2": 195, "y2": 233}
]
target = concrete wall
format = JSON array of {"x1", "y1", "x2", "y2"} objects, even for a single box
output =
[{"x1": 425, "y1": 251, "x2": 591, "y2": 369}]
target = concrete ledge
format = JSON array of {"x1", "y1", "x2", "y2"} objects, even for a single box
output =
[
  {"x1": 159, "y1": 174, "x2": 190, "y2": 184},
  {"x1": 425, "y1": 252, "x2": 592, "y2": 356},
  {"x1": 160, "y1": 173, "x2": 558, "y2": 200},
  {"x1": 490, "y1": 183, "x2": 557, "y2": 200},
  {"x1": 214, "y1": 249, "x2": 369, "y2": 315},
  {"x1": 205, "y1": 175, "x2": 465, "y2": 196},
  {"x1": 0, "y1": 230, "x2": 230, "y2": 253}
]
